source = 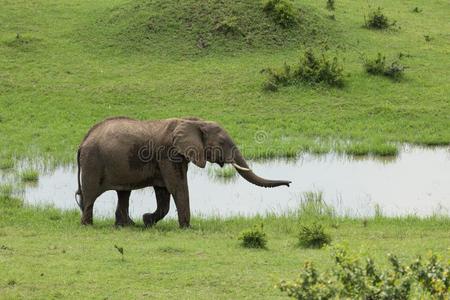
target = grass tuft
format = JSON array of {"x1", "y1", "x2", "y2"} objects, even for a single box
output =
[
  {"x1": 238, "y1": 224, "x2": 267, "y2": 249},
  {"x1": 326, "y1": 0, "x2": 335, "y2": 11},
  {"x1": 262, "y1": 0, "x2": 299, "y2": 28},
  {"x1": 297, "y1": 223, "x2": 332, "y2": 248},
  {"x1": 364, "y1": 53, "x2": 405, "y2": 81},
  {"x1": 0, "y1": 184, "x2": 13, "y2": 198},
  {"x1": 20, "y1": 169, "x2": 39, "y2": 183},
  {"x1": 364, "y1": 7, "x2": 396, "y2": 30},
  {"x1": 208, "y1": 165, "x2": 237, "y2": 179},
  {"x1": 263, "y1": 49, "x2": 344, "y2": 91},
  {"x1": 298, "y1": 191, "x2": 336, "y2": 223},
  {"x1": 0, "y1": 158, "x2": 14, "y2": 170}
]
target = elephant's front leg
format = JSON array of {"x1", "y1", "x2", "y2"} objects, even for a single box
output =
[
  {"x1": 143, "y1": 186, "x2": 170, "y2": 227},
  {"x1": 158, "y1": 161, "x2": 191, "y2": 228},
  {"x1": 172, "y1": 182, "x2": 190, "y2": 228},
  {"x1": 115, "y1": 190, "x2": 135, "y2": 226}
]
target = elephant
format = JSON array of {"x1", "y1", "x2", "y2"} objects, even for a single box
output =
[{"x1": 75, "y1": 117, "x2": 291, "y2": 228}]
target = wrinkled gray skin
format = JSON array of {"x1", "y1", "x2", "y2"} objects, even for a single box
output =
[{"x1": 76, "y1": 117, "x2": 291, "y2": 228}]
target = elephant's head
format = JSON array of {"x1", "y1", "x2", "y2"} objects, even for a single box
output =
[{"x1": 173, "y1": 119, "x2": 291, "y2": 188}]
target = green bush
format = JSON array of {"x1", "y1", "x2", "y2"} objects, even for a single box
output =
[
  {"x1": 279, "y1": 261, "x2": 337, "y2": 299},
  {"x1": 326, "y1": 0, "x2": 335, "y2": 11},
  {"x1": 238, "y1": 224, "x2": 267, "y2": 249},
  {"x1": 364, "y1": 7, "x2": 396, "y2": 30},
  {"x1": 297, "y1": 223, "x2": 331, "y2": 249},
  {"x1": 410, "y1": 254, "x2": 450, "y2": 298},
  {"x1": 364, "y1": 53, "x2": 405, "y2": 80},
  {"x1": 262, "y1": 0, "x2": 298, "y2": 28},
  {"x1": 263, "y1": 49, "x2": 344, "y2": 91},
  {"x1": 215, "y1": 16, "x2": 241, "y2": 35},
  {"x1": 279, "y1": 247, "x2": 450, "y2": 299}
]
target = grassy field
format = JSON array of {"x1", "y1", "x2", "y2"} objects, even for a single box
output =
[
  {"x1": 1, "y1": 0, "x2": 449, "y2": 163},
  {"x1": 1, "y1": 0, "x2": 450, "y2": 298},
  {"x1": 1, "y1": 191, "x2": 449, "y2": 299}
]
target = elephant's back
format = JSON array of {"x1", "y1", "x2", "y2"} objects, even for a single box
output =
[{"x1": 80, "y1": 116, "x2": 138, "y2": 146}]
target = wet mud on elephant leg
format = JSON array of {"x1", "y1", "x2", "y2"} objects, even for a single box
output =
[
  {"x1": 143, "y1": 186, "x2": 170, "y2": 227},
  {"x1": 115, "y1": 190, "x2": 135, "y2": 226}
]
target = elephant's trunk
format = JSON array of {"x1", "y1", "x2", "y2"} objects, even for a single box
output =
[{"x1": 232, "y1": 150, "x2": 291, "y2": 188}]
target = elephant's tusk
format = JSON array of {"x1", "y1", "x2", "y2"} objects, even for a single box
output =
[{"x1": 232, "y1": 163, "x2": 251, "y2": 172}]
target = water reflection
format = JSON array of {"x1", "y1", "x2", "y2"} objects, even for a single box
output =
[{"x1": 1, "y1": 146, "x2": 449, "y2": 219}]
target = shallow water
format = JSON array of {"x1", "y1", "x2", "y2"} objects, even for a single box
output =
[{"x1": 3, "y1": 145, "x2": 450, "y2": 219}]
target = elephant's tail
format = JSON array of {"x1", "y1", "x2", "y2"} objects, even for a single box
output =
[{"x1": 75, "y1": 147, "x2": 83, "y2": 211}]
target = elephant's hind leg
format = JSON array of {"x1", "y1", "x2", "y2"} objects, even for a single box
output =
[
  {"x1": 81, "y1": 189, "x2": 100, "y2": 225},
  {"x1": 115, "y1": 190, "x2": 135, "y2": 226},
  {"x1": 143, "y1": 186, "x2": 170, "y2": 227}
]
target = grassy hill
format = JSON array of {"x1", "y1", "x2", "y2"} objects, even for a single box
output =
[
  {"x1": 92, "y1": 0, "x2": 334, "y2": 57},
  {"x1": 0, "y1": 0, "x2": 449, "y2": 163}
]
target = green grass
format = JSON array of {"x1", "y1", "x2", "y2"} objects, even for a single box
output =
[
  {"x1": 207, "y1": 165, "x2": 237, "y2": 180},
  {"x1": 19, "y1": 169, "x2": 39, "y2": 183},
  {"x1": 0, "y1": 1, "x2": 449, "y2": 297},
  {"x1": 0, "y1": 158, "x2": 14, "y2": 170},
  {"x1": 0, "y1": 0, "x2": 449, "y2": 164},
  {"x1": 0, "y1": 192, "x2": 449, "y2": 298}
]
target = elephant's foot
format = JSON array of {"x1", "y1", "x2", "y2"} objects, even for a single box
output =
[
  {"x1": 178, "y1": 221, "x2": 190, "y2": 229},
  {"x1": 143, "y1": 213, "x2": 159, "y2": 227},
  {"x1": 81, "y1": 216, "x2": 93, "y2": 225},
  {"x1": 115, "y1": 213, "x2": 135, "y2": 227}
]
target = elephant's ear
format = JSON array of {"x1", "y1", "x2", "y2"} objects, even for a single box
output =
[{"x1": 173, "y1": 121, "x2": 206, "y2": 168}]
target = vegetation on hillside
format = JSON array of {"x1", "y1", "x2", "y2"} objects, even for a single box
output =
[
  {"x1": 0, "y1": 0, "x2": 449, "y2": 162},
  {"x1": 94, "y1": 0, "x2": 333, "y2": 57}
]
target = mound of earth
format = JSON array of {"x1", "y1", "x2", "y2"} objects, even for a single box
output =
[{"x1": 99, "y1": 0, "x2": 334, "y2": 56}]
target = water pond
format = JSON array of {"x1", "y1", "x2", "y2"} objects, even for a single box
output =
[{"x1": 2, "y1": 145, "x2": 449, "y2": 219}]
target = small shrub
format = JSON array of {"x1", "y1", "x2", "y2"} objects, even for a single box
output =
[
  {"x1": 7, "y1": 279, "x2": 17, "y2": 286},
  {"x1": 412, "y1": 7, "x2": 422, "y2": 13},
  {"x1": 364, "y1": 53, "x2": 405, "y2": 80},
  {"x1": 262, "y1": 49, "x2": 344, "y2": 91},
  {"x1": 262, "y1": 0, "x2": 298, "y2": 28},
  {"x1": 424, "y1": 35, "x2": 432, "y2": 42},
  {"x1": 326, "y1": 0, "x2": 335, "y2": 11},
  {"x1": 295, "y1": 49, "x2": 344, "y2": 87},
  {"x1": 20, "y1": 169, "x2": 39, "y2": 183},
  {"x1": 410, "y1": 254, "x2": 450, "y2": 298},
  {"x1": 298, "y1": 223, "x2": 331, "y2": 248},
  {"x1": 215, "y1": 16, "x2": 241, "y2": 35},
  {"x1": 279, "y1": 247, "x2": 450, "y2": 299},
  {"x1": 364, "y1": 7, "x2": 395, "y2": 30},
  {"x1": 384, "y1": 61, "x2": 405, "y2": 80},
  {"x1": 279, "y1": 261, "x2": 337, "y2": 299},
  {"x1": 238, "y1": 224, "x2": 267, "y2": 249}
]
